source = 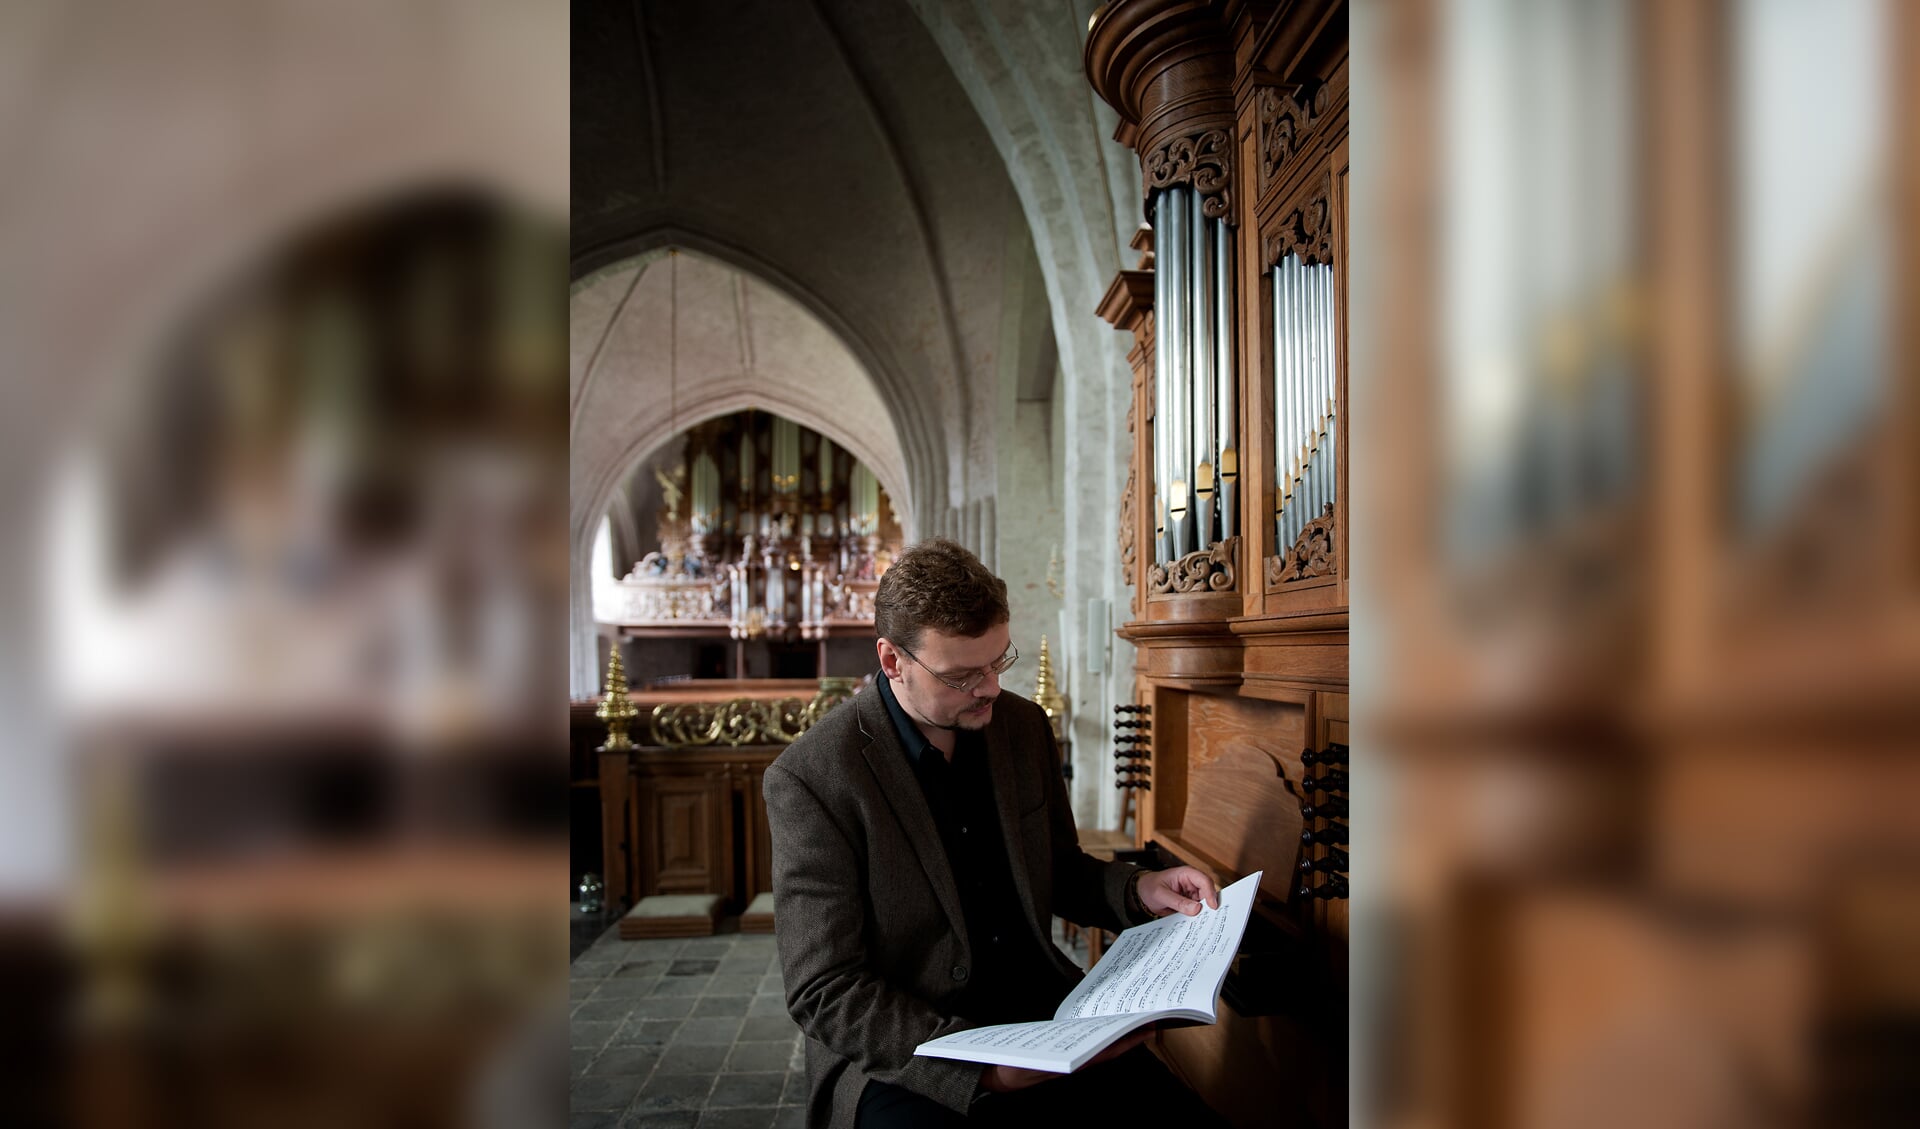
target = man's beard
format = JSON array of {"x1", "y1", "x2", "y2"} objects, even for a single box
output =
[{"x1": 927, "y1": 696, "x2": 997, "y2": 732}]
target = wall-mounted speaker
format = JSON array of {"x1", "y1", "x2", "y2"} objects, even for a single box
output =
[{"x1": 1084, "y1": 598, "x2": 1109, "y2": 674}]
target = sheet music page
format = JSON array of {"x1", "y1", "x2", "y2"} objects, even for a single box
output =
[
  {"x1": 914, "y1": 1012, "x2": 1148, "y2": 1068},
  {"x1": 1054, "y1": 871, "x2": 1261, "y2": 1021}
]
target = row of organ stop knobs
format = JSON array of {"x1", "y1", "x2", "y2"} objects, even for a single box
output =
[
  {"x1": 1298, "y1": 743, "x2": 1348, "y2": 900},
  {"x1": 1111, "y1": 704, "x2": 1151, "y2": 790}
]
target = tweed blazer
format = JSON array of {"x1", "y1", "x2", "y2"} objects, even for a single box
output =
[{"x1": 764, "y1": 684, "x2": 1143, "y2": 1129}]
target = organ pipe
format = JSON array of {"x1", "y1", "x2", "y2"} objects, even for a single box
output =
[
  {"x1": 1191, "y1": 186, "x2": 1216, "y2": 551},
  {"x1": 1272, "y1": 254, "x2": 1339, "y2": 554},
  {"x1": 1153, "y1": 190, "x2": 1174, "y2": 564},
  {"x1": 1214, "y1": 218, "x2": 1236, "y2": 540},
  {"x1": 1149, "y1": 183, "x2": 1237, "y2": 566},
  {"x1": 1168, "y1": 185, "x2": 1183, "y2": 561}
]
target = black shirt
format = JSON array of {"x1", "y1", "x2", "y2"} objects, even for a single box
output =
[{"x1": 877, "y1": 675, "x2": 1070, "y2": 1024}]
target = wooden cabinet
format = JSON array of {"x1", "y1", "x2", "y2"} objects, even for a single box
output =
[{"x1": 598, "y1": 745, "x2": 780, "y2": 914}]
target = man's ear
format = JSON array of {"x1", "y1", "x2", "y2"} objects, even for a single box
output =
[{"x1": 875, "y1": 637, "x2": 902, "y2": 679}]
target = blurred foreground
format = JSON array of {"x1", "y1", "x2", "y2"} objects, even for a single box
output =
[
  {"x1": 1353, "y1": 1, "x2": 1917, "y2": 1127},
  {"x1": 0, "y1": 2, "x2": 567, "y2": 1127}
]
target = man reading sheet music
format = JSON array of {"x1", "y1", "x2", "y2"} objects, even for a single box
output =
[{"x1": 765, "y1": 539, "x2": 1233, "y2": 1128}]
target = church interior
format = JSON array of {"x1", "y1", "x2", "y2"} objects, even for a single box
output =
[{"x1": 0, "y1": 1, "x2": 1914, "y2": 1128}]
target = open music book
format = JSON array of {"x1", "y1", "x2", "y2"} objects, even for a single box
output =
[{"x1": 912, "y1": 870, "x2": 1262, "y2": 1074}]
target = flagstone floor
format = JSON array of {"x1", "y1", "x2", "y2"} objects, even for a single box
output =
[
  {"x1": 570, "y1": 926, "x2": 805, "y2": 1129},
  {"x1": 569, "y1": 918, "x2": 1092, "y2": 1129}
]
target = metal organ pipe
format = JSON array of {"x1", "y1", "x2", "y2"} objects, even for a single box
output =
[
  {"x1": 1288, "y1": 255, "x2": 1307, "y2": 551},
  {"x1": 1167, "y1": 186, "x2": 1191, "y2": 559},
  {"x1": 1307, "y1": 263, "x2": 1324, "y2": 526},
  {"x1": 1191, "y1": 187, "x2": 1216, "y2": 551},
  {"x1": 1321, "y1": 265, "x2": 1337, "y2": 522},
  {"x1": 1214, "y1": 218, "x2": 1236, "y2": 541},
  {"x1": 1152, "y1": 190, "x2": 1172, "y2": 564}
]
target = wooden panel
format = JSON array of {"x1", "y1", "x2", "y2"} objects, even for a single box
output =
[
  {"x1": 1242, "y1": 637, "x2": 1349, "y2": 683},
  {"x1": 1179, "y1": 746, "x2": 1304, "y2": 907},
  {"x1": 599, "y1": 751, "x2": 633, "y2": 907},
  {"x1": 1184, "y1": 696, "x2": 1306, "y2": 904},
  {"x1": 1142, "y1": 687, "x2": 1190, "y2": 847},
  {"x1": 651, "y1": 776, "x2": 720, "y2": 893},
  {"x1": 1157, "y1": 1001, "x2": 1343, "y2": 1129}
]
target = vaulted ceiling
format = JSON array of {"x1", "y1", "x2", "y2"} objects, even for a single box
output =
[{"x1": 571, "y1": 0, "x2": 1053, "y2": 544}]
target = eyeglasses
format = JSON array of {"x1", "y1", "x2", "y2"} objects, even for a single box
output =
[{"x1": 894, "y1": 641, "x2": 1019, "y2": 693}]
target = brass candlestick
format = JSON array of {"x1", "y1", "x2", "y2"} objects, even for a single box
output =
[
  {"x1": 1033, "y1": 635, "x2": 1070, "y2": 743},
  {"x1": 596, "y1": 645, "x2": 641, "y2": 750}
]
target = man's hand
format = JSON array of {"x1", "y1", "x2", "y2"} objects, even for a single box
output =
[
  {"x1": 1136, "y1": 866, "x2": 1220, "y2": 917},
  {"x1": 978, "y1": 1027, "x2": 1155, "y2": 1093}
]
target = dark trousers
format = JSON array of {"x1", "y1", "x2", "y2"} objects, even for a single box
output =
[{"x1": 855, "y1": 1047, "x2": 1232, "y2": 1129}]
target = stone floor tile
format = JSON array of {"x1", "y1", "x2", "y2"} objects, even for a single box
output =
[
  {"x1": 746, "y1": 994, "x2": 788, "y2": 1018},
  {"x1": 574, "y1": 999, "x2": 640, "y2": 1024},
  {"x1": 695, "y1": 1108, "x2": 776, "y2": 1129},
  {"x1": 650, "y1": 975, "x2": 712, "y2": 998},
  {"x1": 593, "y1": 977, "x2": 663, "y2": 1000},
  {"x1": 737, "y1": 1017, "x2": 799, "y2": 1043},
  {"x1": 778, "y1": 1073, "x2": 807, "y2": 1106},
  {"x1": 674, "y1": 1017, "x2": 745, "y2": 1046},
  {"x1": 668, "y1": 959, "x2": 721, "y2": 976},
  {"x1": 571, "y1": 1020, "x2": 620, "y2": 1049},
  {"x1": 570, "y1": 1112, "x2": 621, "y2": 1129},
  {"x1": 571, "y1": 1073, "x2": 648, "y2": 1112},
  {"x1": 589, "y1": 1045, "x2": 663, "y2": 1077},
  {"x1": 630, "y1": 996, "x2": 698, "y2": 1020},
  {"x1": 725, "y1": 1042, "x2": 793, "y2": 1073},
  {"x1": 619, "y1": 1113, "x2": 699, "y2": 1129},
  {"x1": 769, "y1": 1106, "x2": 804, "y2": 1129},
  {"x1": 631, "y1": 1072, "x2": 713, "y2": 1114},
  {"x1": 656, "y1": 1043, "x2": 730, "y2": 1074},
  {"x1": 613, "y1": 1019, "x2": 683, "y2": 1047},
  {"x1": 707, "y1": 974, "x2": 763, "y2": 997},
  {"x1": 691, "y1": 995, "x2": 751, "y2": 1018},
  {"x1": 707, "y1": 1072, "x2": 785, "y2": 1109}
]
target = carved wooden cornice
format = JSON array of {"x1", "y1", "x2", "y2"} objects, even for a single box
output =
[
  {"x1": 648, "y1": 682, "x2": 855, "y2": 747},
  {"x1": 1086, "y1": 1, "x2": 1236, "y2": 220},
  {"x1": 1149, "y1": 536, "x2": 1239, "y2": 595},
  {"x1": 1267, "y1": 507, "x2": 1336, "y2": 584},
  {"x1": 1097, "y1": 269, "x2": 1155, "y2": 332},
  {"x1": 1263, "y1": 186, "x2": 1333, "y2": 268}
]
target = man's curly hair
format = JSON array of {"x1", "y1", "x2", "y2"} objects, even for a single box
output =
[{"x1": 872, "y1": 538, "x2": 1009, "y2": 649}]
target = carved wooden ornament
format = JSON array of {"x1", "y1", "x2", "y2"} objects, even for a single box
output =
[
  {"x1": 1268, "y1": 507, "x2": 1337, "y2": 584},
  {"x1": 1149, "y1": 536, "x2": 1238, "y2": 595},
  {"x1": 1145, "y1": 128, "x2": 1233, "y2": 219},
  {"x1": 1264, "y1": 190, "x2": 1333, "y2": 269}
]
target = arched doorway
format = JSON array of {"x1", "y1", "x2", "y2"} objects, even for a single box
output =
[{"x1": 568, "y1": 248, "x2": 914, "y2": 695}]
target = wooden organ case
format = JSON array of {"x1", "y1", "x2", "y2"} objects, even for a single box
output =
[{"x1": 1088, "y1": 3, "x2": 1349, "y2": 1127}]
